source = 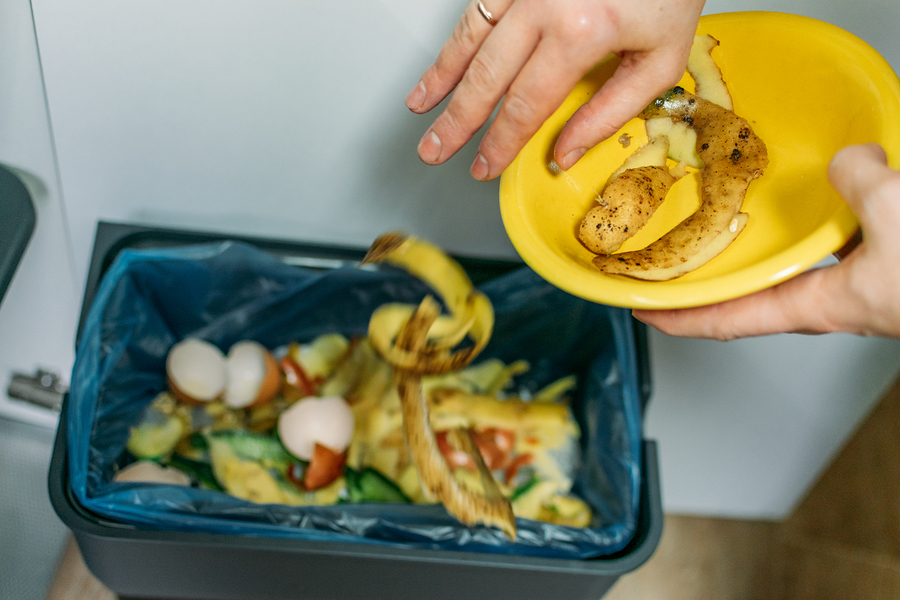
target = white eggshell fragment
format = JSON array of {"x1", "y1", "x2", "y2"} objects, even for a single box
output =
[
  {"x1": 114, "y1": 460, "x2": 191, "y2": 486},
  {"x1": 278, "y1": 396, "x2": 355, "y2": 460},
  {"x1": 166, "y1": 338, "x2": 227, "y2": 403},
  {"x1": 224, "y1": 340, "x2": 281, "y2": 408}
]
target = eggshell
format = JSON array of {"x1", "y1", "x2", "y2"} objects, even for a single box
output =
[
  {"x1": 114, "y1": 460, "x2": 191, "y2": 486},
  {"x1": 166, "y1": 338, "x2": 227, "y2": 404},
  {"x1": 224, "y1": 340, "x2": 281, "y2": 408},
  {"x1": 278, "y1": 396, "x2": 354, "y2": 460}
]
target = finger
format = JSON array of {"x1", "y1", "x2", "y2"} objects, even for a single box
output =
[
  {"x1": 471, "y1": 36, "x2": 608, "y2": 180},
  {"x1": 554, "y1": 48, "x2": 690, "y2": 170},
  {"x1": 632, "y1": 266, "x2": 841, "y2": 340},
  {"x1": 416, "y1": 6, "x2": 541, "y2": 166},
  {"x1": 405, "y1": 0, "x2": 516, "y2": 114},
  {"x1": 828, "y1": 143, "x2": 900, "y2": 237},
  {"x1": 827, "y1": 143, "x2": 888, "y2": 210}
]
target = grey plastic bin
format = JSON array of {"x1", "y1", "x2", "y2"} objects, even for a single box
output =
[{"x1": 49, "y1": 221, "x2": 663, "y2": 600}]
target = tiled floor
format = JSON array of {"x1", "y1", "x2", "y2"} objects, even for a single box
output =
[
  {"x1": 0, "y1": 417, "x2": 70, "y2": 600},
  {"x1": 46, "y1": 374, "x2": 900, "y2": 600}
]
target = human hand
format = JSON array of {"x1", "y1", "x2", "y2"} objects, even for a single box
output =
[
  {"x1": 633, "y1": 143, "x2": 900, "y2": 340},
  {"x1": 406, "y1": 0, "x2": 707, "y2": 181}
]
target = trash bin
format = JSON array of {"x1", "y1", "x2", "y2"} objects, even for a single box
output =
[{"x1": 50, "y1": 221, "x2": 662, "y2": 600}]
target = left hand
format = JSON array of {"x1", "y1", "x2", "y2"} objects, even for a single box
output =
[{"x1": 632, "y1": 143, "x2": 900, "y2": 340}]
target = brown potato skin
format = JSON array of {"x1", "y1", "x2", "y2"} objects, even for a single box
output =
[
  {"x1": 579, "y1": 166, "x2": 676, "y2": 255},
  {"x1": 593, "y1": 88, "x2": 768, "y2": 275}
]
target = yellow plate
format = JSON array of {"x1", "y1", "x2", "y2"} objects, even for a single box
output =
[{"x1": 500, "y1": 11, "x2": 900, "y2": 309}]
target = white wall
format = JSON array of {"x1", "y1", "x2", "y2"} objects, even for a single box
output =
[
  {"x1": 0, "y1": 0, "x2": 79, "y2": 427},
  {"x1": 646, "y1": 330, "x2": 900, "y2": 518},
  {"x1": 4, "y1": 0, "x2": 898, "y2": 517},
  {"x1": 28, "y1": 0, "x2": 517, "y2": 293}
]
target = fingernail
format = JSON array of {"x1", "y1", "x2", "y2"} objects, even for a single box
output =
[
  {"x1": 406, "y1": 80, "x2": 426, "y2": 111},
  {"x1": 418, "y1": 130, "x2": 442, "y2": 164},
  {"x1": 471, "y1": 153, "x2": 490, "y2": 181},
  {"x1": 559, "y1": 148, "x2": 588, "y2": 170}
]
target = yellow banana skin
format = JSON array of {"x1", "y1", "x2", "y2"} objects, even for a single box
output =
[
  {"x1": 362, "y1": 233, "x2": 517, "y2": 539},
  {"x1": 363, "y1": 233, "x2": 494, "y2": 376}
]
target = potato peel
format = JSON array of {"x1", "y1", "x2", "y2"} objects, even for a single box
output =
[
  {"x1": 582, "y1": 36, "x2": 765, "y2": 281},
  {"x1": 580, "y1": 165, "x2": 678, "y2": 255},
  {"x1": 688, "y1": 34, "x2": 733, "y2": 111},
  {"x1": 617, "y1": 213, "x2": 750, "y2": 281},
  {"x1": 592, "y1": 88, "x2": 768, "y2": 280},
  {"x1": 363, "y1": 233, "x2": 517, "y2": 539}
]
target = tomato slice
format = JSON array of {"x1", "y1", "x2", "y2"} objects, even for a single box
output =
[
  {"x1": 471, "y1": 428, "x2": 516, "y2": 471},
  {"x1": 437, "y1": 427, "x2": 519, "y2": 474},
  {"x1": 304, "y1": 443, "x2": 347, "y2": 490}
]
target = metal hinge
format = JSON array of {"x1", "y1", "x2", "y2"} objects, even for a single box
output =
[{"x1": 7, "y1": 369, "x2": 67, "y2": 412}]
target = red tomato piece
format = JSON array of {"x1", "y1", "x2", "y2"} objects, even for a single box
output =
[
  {"x1": 504, "y1": 453, "x2": 533, "y2": 485},
  {"x1": 304, "y1": 443, "x2": 347, "y2": 490},
  {"x1": 471, "y1": 427, "x2": 516, "y2": 471}
]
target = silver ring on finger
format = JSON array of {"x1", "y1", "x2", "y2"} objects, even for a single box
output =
[{"x1": 477, "y1": 1, "x2": 497, "y2": 25}]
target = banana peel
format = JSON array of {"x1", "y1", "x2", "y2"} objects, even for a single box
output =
[
  {"x1": 362, "y1": 233, "x2": 516, "y2": 539},
  {"x1": 393, "y1": 296, "x2": 517, "y2": 539},
  {"x1": 364, "y1": 233, "x2": 494, "y2": 375}
]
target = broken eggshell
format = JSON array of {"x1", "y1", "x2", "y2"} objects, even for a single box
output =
[
  {"x1": 114, "y1": 460, "x2": 191, "y2": 486},
  {"x1": 166, "y1": 338, "x2": 227, "y2": 405},
  {"x1": 277, "y1": 396, "x2": 354, "y2": 461},
  {"x1": 167, "y1": 338, "x2": 281, "y2": 408},
  {"x1": 224, "y1": 340, "x2": 282, "y2": 409}
]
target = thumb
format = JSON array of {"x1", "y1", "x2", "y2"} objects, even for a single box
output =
[{"x1": 827, "y1": 143, "x2": 896, "y2": 236}]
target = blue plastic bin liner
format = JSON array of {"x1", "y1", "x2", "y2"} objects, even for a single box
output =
[{"x1": 68, "y1": 241, "x2": 643, "y2": 559}]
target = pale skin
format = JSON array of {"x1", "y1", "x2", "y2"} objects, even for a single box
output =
[
  {"x1": 633, "y1": 144, "x2": 900, "y2": 340},
  {"x1": 410, "y1": 3, "x2": 900, "y2": 341},
  {"x1": 406, "y1": 0, "x2": 707, "y2": 181}
]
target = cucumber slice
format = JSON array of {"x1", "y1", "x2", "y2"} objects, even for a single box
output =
[
  {"x1": 168, "y1": 453, "x2": 223, "y2": 491},
  {"x1": 205, "y1": 430, "x2": 292, "y2": 468},
  {"x1": 345, "y1": 467, "x2": 411, "y2": 503},
  {"x1": 510, "y1": 475, "x2": 540, "y2": 502}
]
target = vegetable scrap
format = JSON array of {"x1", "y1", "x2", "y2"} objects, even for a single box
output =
[{"x1": 120, "y1": 235, "x2": 592, "y2": 536}]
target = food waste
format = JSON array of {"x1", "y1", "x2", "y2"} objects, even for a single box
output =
[
  {"x1": 579, "y1": 34, "x2": 769, "y2": 280},
  {"x1": 119, "y1": 235, "x2": 592, "y2": 538}
]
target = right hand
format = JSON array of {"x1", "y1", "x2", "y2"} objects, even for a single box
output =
[{"x1": 405, "y1": 0, "x2": 707, "y2": 181}]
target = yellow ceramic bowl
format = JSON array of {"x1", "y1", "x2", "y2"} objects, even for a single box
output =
[{"x1": 500, "y1": 11, "x2": 900, "y2": 309}]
